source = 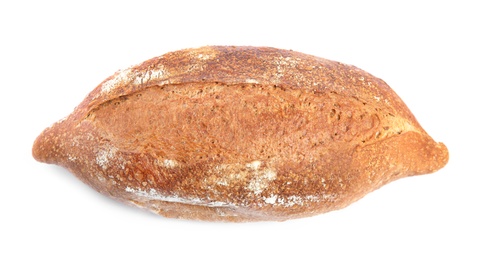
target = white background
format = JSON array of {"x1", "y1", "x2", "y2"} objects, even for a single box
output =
[{"x1": 1, "y1": 1, "x2": 480, "y2": 259}]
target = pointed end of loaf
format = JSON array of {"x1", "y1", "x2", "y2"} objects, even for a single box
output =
[
  {"x1": 394, "y1": 131, "x2": 449, "y2": 176},
  {"x1": 32, "y1": 127, "x2": 53, "y2": 164},
  {"x1": 428, "y1": 141, "x2": 449, "y2": 173},
  {"x1": 353, "y1": 131, "x2": 449, "y2": 185},
  {"x1": 32, "y1": 119, "x2": 70, "y2": 165}
]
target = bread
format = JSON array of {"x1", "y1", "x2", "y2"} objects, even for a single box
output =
[{"x1": 32, "y1": 46, "x2": 448, "y2": 222}]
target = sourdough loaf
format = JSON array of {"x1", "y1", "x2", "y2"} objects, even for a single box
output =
[{"x1": 32, "y1": 46, "x2": 448, "y2": 221}]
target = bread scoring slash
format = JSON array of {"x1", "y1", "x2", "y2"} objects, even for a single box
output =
[{"x1": 32, "y1": 46, "x2": 448, "y2": 222}]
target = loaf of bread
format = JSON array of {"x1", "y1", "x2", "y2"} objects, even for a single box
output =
[{"x1": 32, "y1": 46, "x2": 448, "y2": 221}]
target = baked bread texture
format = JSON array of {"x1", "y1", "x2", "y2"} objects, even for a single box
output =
[{"x1": 32, "y1": 46, "x2": 448, "y2": 221}]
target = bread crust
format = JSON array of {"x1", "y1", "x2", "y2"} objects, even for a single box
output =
[{"x1": 32, "y1": 46, "x2": 448, "y2": 221}]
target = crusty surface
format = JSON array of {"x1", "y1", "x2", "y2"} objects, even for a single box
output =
[{"x1": 32, "y1": 46, "x2": 448, "y2": 221}]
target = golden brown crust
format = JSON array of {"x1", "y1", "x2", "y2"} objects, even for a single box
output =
[{"x1": 32, "y1": 46, "x2": 448, "y2": 221}]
